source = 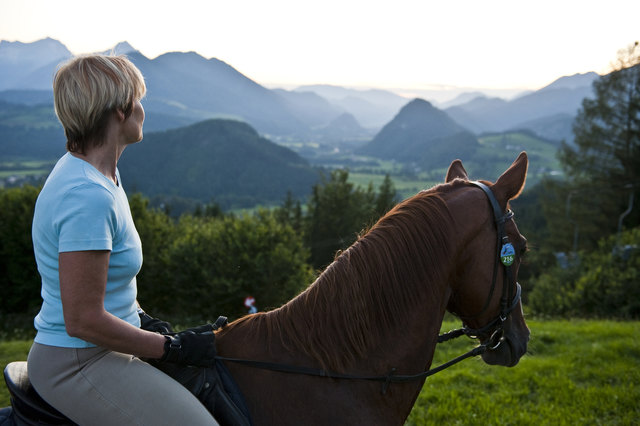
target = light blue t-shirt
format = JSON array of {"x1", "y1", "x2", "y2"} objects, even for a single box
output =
[{"x1": 32, "y1": 153, "x2": 142, "y2": 348}]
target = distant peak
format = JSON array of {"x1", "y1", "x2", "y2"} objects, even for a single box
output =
[
  {"x1": 109, "y1": 41, "x2": 137, "y2": 55},
  {"x1": 403, "y1": 98, "x2": 435, "y2": 109}
]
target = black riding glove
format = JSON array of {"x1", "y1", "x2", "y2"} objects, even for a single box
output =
[
  {"x1": 139, "y1": 310, "x2": 174, "y2": 334},
  {"x1": 177, "y1": 317, "x2": 228, "y2": 334},
  {"x1": 160, "y1": 330, "x2": 217, "y2": 368}
]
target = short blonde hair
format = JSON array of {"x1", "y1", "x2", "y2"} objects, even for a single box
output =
[{"x1": 53, "y1": 54, "x2": 146, "y2": 153}]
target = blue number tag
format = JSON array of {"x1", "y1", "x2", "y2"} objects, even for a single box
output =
[{"x1": 500, "y1": 243, "x2": 515, "y2": 266}]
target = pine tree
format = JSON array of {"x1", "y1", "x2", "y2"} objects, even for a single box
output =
[{"x1": 556, "y1": 42, "x2": 640, "y2": 249}]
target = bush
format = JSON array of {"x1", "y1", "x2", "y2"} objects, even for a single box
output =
[
  {"x1": 137, "y1": 209, "x2": 314, "y2": 320},
  {"x1": 0, "y1": 185, "x2": 41, "y2": 315},
  {"x1": 529, "y1": 227, "x2": 640, "y2": 318},
  {"x1": 0, "y1": 188, "x2": 314, "y2": 324}
]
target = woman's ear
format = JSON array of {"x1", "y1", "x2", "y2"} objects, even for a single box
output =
[{"x1": 115, "y1": 109, "x2": 126, "y2": 122}]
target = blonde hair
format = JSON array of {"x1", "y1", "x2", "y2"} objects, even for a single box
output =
[{"x1": 53, "y1": 54, "x2": 146, "y2": 153}]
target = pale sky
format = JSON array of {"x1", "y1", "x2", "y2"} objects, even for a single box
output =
[{"x1": 0, "y1": 0, "x2": 638, "y2": 96}]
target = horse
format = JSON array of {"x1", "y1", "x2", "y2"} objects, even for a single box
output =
[
  {"x1": 214, "y1": 152, "x2": 531, "y2": 425},
  {"x1": 1, "y1": 153, "x2": 530, "y2": 426}
]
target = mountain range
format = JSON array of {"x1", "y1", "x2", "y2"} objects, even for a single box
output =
[
  {"x1": 0, "y1": 38, "x2": 605, "y2": 208},
  {"x1": 0, "y1": 38, "x2": 598, "y2": 143},
  {"x1": 444, "y1": 72, "x2": 597, "y2": 142}
]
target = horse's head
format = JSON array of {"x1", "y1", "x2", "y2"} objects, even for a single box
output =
[{"x1": 443, "y1": 152, "x2": 530, "y2": 367}]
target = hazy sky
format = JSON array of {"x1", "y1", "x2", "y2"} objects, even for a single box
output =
[{"x1": 0, "y1": 0, "x2": 638, "y2": 95}]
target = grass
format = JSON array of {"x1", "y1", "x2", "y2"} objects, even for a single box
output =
[
  {"x1": 0, "y1": 160, "x2": 55, "y2": 179},
  {"x1": 1, "y1": 319, "x2": 638, "y2": 425},
  {"x1": 406, "y1": 319, "x2": 639, "y2": 425}
]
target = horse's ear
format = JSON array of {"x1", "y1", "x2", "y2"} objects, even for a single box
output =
[
  {"x1": 446, "y1": 159, "x2": 469, "y2": 182},
  {"x1": 492, "y1": 152, "x2": 528, "y2": 202}
]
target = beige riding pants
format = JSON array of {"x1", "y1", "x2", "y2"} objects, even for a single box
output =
[{"x1": 27, "y1": 342, "x2": 219, "y2": 426}]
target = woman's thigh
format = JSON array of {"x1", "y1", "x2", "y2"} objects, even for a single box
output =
[{"x1": 28, "y1": 343, "x2": 218, "y2": 426}]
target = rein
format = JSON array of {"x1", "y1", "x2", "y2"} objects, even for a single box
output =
[{"x1": 218, "y1": 181, "x2": 522, "y2": 395}]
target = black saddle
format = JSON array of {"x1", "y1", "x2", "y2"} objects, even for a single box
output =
[
  {"x1": 2, "y1": 360, "x2": 251, "y2": 426},
  {"x1": 2, "y1": 361, "x2": 76, "y2": 425}
]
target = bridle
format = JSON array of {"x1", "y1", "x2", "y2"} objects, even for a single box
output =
[
  {"x1": 216, "y1": 181, "x2": 523, "y2": 394},
  {"x1": 439, "y1": 181, "x2": 522, "y2": 349}
]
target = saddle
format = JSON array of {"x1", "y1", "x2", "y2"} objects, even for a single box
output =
[
  {"x1": 2, "y1": 353, "x2": 252, "y2": 426},
  {"x1": 2, "y1": 361, "x2": 75, "y2": 426}
]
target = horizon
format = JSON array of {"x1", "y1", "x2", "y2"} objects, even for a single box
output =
[{"x1": 0, "y1": 0, "x2": 638, "y2": 101}]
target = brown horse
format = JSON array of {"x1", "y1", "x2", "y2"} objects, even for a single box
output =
[{"x1": 216, "y1": 153, "x2": 530, "y2": 425}]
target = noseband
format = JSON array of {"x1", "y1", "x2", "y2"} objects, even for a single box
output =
[{"x1": 439, "y1": 181, "x2": 522, "y2": 349}]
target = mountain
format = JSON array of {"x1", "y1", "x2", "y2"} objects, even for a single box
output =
[
  {"x1": 509, "y1": 113, "x2": 575, "y2": 143},
  {"x1": 0, "y1": 38, "x2": 602, "y2": 144},
  {"x1": 356, "y1": 98, "x2": 478, "y2": 168},
  {"x1": 315, "y1": 112, "x2": 374, "y2": 145},
  {"x1": 0, "y1": 39, "x2": 312, "y2": 137},
  {"x1": 125, "y1": 51, "x2": 309, "y2": 136},
  {"x1": 103, "y1": 41, "x2": 137, "y2": 55},
  {"x1": 445, "y1": 73, "x2": 597, "y2": 138},
  {"x1": 294, "y1": 84, "x2": 409, "y2": 129},
  {"x1": 271, "y1": 88, "x2": 344, "y2": 128},
  {"x1": 437, "y1": 91, "x2": 487, "y2": 109},
  {"x1": 117, "y1": 119, "x2": 319, "y2": 209},
  {"x1": 0, "y1": 38, "x2": 71, "y2": 90}
]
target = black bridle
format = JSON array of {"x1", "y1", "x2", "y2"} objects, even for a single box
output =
[
  {"x1": 216, "y1": 181, "x2": 523, "y2": 394},
  {"x1": 438, "y1": 181, "x2": 522, "y2": 348}
]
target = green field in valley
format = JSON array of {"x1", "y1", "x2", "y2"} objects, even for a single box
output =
[{"x1": 1, "y1": 319, "x2": 638, "y2": 424}]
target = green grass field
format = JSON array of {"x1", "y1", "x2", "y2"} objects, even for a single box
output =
[
  {"x1": 406, "y1": 319, "x2": 639, "y2": 425},
  {"x1": 1, "y1": 319, "x2": 637, "y2": 424}
]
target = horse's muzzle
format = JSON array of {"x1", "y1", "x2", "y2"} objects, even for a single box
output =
[{"x1": 481, "y1": 315, "x2": 529, "y2": 367}]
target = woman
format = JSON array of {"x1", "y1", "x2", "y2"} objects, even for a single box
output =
[{"x1": 28, "y1": 54, "x2": 219, "y2": 425}]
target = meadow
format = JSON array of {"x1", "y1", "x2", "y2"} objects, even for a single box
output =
[{"x1": 1, "y1": 319, "x2": 638, "y2": 424}]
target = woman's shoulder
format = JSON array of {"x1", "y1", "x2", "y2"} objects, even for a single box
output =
[{"x1": 45, "y1": 153, "x2": 116, "y2": 196}]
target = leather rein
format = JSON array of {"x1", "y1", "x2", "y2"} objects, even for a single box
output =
[{"x1": 217, "y1": 181, "x2": 522, "y2": 394}]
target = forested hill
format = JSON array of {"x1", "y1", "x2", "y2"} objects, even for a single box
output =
[
  {"x1": 117, "y1": 119, "x2": 319, "y2": 209},
  {"x1": 356, "y1": 98, "x2": 479, "y2": 168}
]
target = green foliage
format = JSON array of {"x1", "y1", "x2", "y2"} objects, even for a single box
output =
[
  {"x1": 304, "y1": 169, "x2": 398, "y2": 268},
  {"x1": 0, "y1": 188, "x2": 314, "y2": 323},
  {"x1": 555, "y1": 42, "x2": 640, "y2": 250},
  {"x1": 529, "y1": 227, "x2": 640, "y2": 318},
  {"x1": 0, "y1": 185, "x2": 41, "y2": 315},
  {"x1": 135, "y1": 209, "x2": 314, "y2": 319}
]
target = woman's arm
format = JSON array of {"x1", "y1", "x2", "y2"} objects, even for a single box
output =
[{"x1": 59, "y1": 250, "x2": 166, "y2": 359}]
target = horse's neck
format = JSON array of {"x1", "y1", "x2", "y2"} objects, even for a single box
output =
[
  {"x1": 217, "y1": 279, "x2": 450, "y2": 425},
  {"x1": 273, "y1": 258, "x2": 451, "y2": 374}
]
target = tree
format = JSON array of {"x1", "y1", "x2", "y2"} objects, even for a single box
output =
[
  {"x1": 304, "y1": 169, "x2": 398, "y2": 269},
  {"x1": 146, "y1": 211, "x2": 314, "y2": 319},
  {"x1": 0, "y1": 185, "x2": 41, "y2": 315},
  {"x1": 556, "y1": 42, "x2": 640, "y2": 249},
  {"x1": 375, "y1": 174, "x2": 398, "y2": 217},
  {"x1": 129, "y1": 193, "x2": 178, "y2": 313}
]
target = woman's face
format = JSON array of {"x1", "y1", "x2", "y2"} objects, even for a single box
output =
[{"x1": 124, "y1": 99, "x2": 145, "y2": 144}]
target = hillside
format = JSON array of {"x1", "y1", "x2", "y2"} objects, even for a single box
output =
[
  {"x1": 356, "y1": 98, "x2": 479, "y2": 169},
  {"x1": 117, "y1": 119, "x2": 320, "y2": 209},
  {"x1": 0, "y1": 100, "x2": 65, "y2": 161}
]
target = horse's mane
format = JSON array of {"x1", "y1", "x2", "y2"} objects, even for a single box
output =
[{"x1": 234, "y1": 181, "x2": 463, "y2": 372}]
